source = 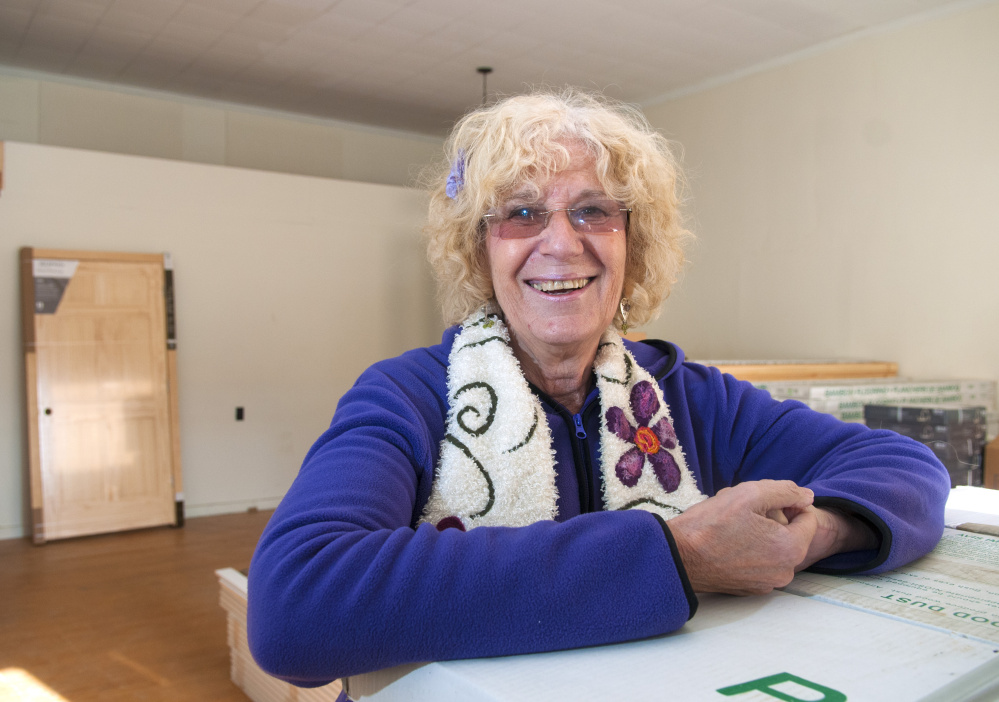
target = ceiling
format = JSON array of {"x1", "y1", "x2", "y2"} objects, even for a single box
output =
[{"x1": 0, "y1": 0, "x2": 969, "y2": 135}]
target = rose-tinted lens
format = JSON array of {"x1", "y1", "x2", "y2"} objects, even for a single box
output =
[{"x1": 571, "y1": 201, "x2": 626, "y2": 233}]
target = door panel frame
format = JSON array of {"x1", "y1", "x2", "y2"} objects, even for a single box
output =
[{"x1": 20, "y1": 247, "x2": 183, "y2": 543}]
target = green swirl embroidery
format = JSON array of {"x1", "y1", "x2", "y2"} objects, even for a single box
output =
[
  {"x1": 444, "y1": 434, "x2": 495, "y2": 518},
  {"x1": 455, "y1": 335, "x2": 505, "y2": 353},
  {"x1": 619, "y1": 497, "x2": 683, "y2": 514},
  {"x1": 599, "y1": 352, "x2": 633, "y2": 386},
  {"x1": 467, "y1": 315, "x2": 500, "y2": 330},
  {"x1": 454, "y1": 381, "x2": 497, "y2": 436},
  {"x1": 504, "y1": 407, "x2": 538, "y2": 453}
]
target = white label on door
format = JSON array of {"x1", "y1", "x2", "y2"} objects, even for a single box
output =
[{"x1": 33, "y1": 259, "x2": 79, "y2": 278}]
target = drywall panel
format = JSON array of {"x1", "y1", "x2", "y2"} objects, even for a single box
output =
[
  {"x1": 39, "y1": 81, "x2": 185, "y2": 159},
  {"x1": 643, "y1": 2, "x2": 999, "y2": 382},
  {"x1": 0, "y1": 75, "x2": 39, "y2": 143},
  {"x1": 181, "y1": 104, "x2": 227, "y2": 165},
  {"x1": 0, "y1": 142, "x2": 439, "y2": 538},
  {"x1": 225, "y1": 110, "x2": 345, "y2": 179},
  {"x1": 341, "y1": 129, "x2": 444, "y2": 187},
  {"x1": 0, "y1": 68, "x2": 444, "y2": 187}
]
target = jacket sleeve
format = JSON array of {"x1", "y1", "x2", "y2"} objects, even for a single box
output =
[
  {"x1": 247, "y1": 359, "x2": 695, "y2": 687},
  {"x1": 677, "y1": 362, "x2": 951, "y2": 575}
]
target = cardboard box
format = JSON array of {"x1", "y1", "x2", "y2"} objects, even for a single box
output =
[
  {"x1": 346, "y1": 590, "x2": 999, "y2": 702},
  {"x1": 216, "y1": 568, "x2": 342, "y2": 702},
  {"x1": 985, "y1": 437, "x2": 999, "y2": 490},
  {"x1": 707, "y1": 359, "x2": 898, "y2": 382},
  {"x1": 865, "y1": 404, "x2": 987, "y2": 488},
  {"x1": 863, "y1": 405, "x2": 988, "y2": 428},
  {"x1": 750, "y1": 378, "x2": 998, "y2": 439}
]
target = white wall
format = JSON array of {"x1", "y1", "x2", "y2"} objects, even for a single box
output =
[
  {"x1": 4, "y1": 3, "x2": 998, "y2": 538},
  {"x1": 642, "y1": 2, "x2": 999, "y2": 383},
  {"x1": 0, "y1": 68, "x2": 443, "y2": 187},
  {"x1": 0, "y1": 142, "x2": 442, "y2": 539}
]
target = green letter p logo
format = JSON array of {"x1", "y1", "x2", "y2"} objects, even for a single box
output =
[{"x1": 718, "y1": 672, "x2": 847, "y2": 702}]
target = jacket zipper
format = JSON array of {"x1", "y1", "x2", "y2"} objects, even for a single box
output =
[
  {"x1": 525, "y1": 340, "x2": 677, "y2": 515},
  {"x1": 579, "y1": 401, "x2": 603, "y2": 512},
  {"x1": 572, "y1": 411, "x2": 593, "y2": 513},
  {"x1": 528, "y1": 382, "x2": 596, "y2": 514}
]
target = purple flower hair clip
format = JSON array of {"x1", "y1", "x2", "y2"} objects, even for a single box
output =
[{"x1": 445, "y1": 149, "x2": 466, "y2": 199}]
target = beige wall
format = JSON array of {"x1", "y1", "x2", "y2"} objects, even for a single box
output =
[
  {"x1": 3, "y1": 4, "x2": 998, "y2": 537},
  {"x1": 642, "y1": 2, "x2": 999, "y2": 383},
  {"x1": 0, "y1": 69, "x2": 443, "y2": 187},
  {"x1": 0, "y1": 142, "x2": 441, "y2": 539}
]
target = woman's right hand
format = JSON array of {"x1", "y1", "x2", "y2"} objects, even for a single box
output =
[{"x1": 667, "y1": 480, "x2": 818, "y2": 595}]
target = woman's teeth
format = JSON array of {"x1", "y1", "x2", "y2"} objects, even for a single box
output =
[{"x1": 530, "y1": 278, "x2": 590, "y2": 293}]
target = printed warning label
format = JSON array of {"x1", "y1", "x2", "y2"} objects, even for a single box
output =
[{"x1": 32, "y1": 259, "x2": 78, "y2": 314}]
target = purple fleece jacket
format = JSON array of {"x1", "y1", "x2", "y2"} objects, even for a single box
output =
[{"x1": 247, "y1": 329, "x2": 950, "y2": 687}]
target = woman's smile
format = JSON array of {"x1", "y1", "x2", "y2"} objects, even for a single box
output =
[{"x1": 527, "y1": 277, "x2": 594, "y2": 294}]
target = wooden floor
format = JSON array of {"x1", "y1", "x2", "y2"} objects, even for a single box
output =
[{"x1": 0, "y1": 510, "x2": 275, "y2": 702}]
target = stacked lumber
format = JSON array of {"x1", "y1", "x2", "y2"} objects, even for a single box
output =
[{"x1": 217, "y1": 568, "x2": 342, "y2": 702}]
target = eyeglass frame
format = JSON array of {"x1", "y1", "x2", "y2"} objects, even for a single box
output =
[{"x1": 481, "y1": 202, "x2": 632, "y2": 238}]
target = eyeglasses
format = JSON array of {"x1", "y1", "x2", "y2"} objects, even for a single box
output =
[{"x1": 482, "y1": 199, "x2": 631, "y2": 239}]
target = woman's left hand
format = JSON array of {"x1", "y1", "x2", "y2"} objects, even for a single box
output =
[{"x1": 784, "y1": 506, "x2": 879, "y2": 571}]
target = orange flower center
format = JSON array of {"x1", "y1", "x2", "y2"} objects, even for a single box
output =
[{"x1": 635, "y1": 426, "x2": 660, "y2": 454}]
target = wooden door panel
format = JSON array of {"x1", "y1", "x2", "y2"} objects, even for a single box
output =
[
  {"x1": 40, "y1": 403, "x2": 173, "y2": 539},
  {"x1": 22, "y1": 249, "x2": 180, "y2": 542}
]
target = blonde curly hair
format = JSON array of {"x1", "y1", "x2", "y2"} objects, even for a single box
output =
[{"x1": 424, "y1": 88, "x2": 690, "y2": 329}]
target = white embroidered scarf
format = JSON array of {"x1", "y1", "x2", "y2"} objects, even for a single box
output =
[{"x1": 419, "y1": 308, "x2": 706, "y2": 531}]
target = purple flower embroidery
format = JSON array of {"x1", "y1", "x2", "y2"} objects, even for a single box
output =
[
  {"x1": 605, "y1": 381, "x2": 681, "y2": 492},
  {"x1": 445, "y1": 149, "x2": 466, "y2": 199}
]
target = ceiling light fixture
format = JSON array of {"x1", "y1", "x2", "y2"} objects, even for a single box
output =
[{"x1": 477, "y1": 66, "x2": 493, "y2": 105}]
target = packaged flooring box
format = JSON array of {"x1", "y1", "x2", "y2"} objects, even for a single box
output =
[
  {"x1": 233, "y1": 489, "x2": 999, "y2": 701},
  {"x1": 862, "y1": 405, "x2": 988, "y2": 429},
  {"x1": 784, "y1": 527, "x2": 999, "y2": 647},
  {"x1": 347, "y1": 503, "x2": 999, "y2": 701},
  {"x1": 753, "y1": 377, "x2": 998, "y2": 438},
  {"x1": 865, "y1": 404, "x2": 987, "y2": 487},
  {"x1": 986, "y1": 437, "x2": 999, "y2": 490},
  {"x1": 216, "y1": 568, "x2": 343, "y2": 702}
]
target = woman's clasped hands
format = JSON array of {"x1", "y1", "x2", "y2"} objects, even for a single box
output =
[{"x1": 668, "y1": 480, "x2": 877, "y2": 596}]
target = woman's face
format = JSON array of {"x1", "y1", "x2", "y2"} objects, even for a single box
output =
[{"x1": 485, "y1": 148, "x2": 627, "y2": 362}]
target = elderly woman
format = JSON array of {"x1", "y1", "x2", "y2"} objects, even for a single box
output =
[{"x1": 248, "y1": 90, "x2": 949, "y2": 687}]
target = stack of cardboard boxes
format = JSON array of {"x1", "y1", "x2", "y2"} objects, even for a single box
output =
[
  {"x1": 986, "y1": 437, "x2": 999, "y2": 490},
  {"x1": 216, "y1": 568, "x2": 342, "y2": 702},
  {"x1": 863, "y1": 405, "x2": 987, "y2": 487},
  {"x1": 708, "y1": 362, "x2": 998, "y2": 491}
]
